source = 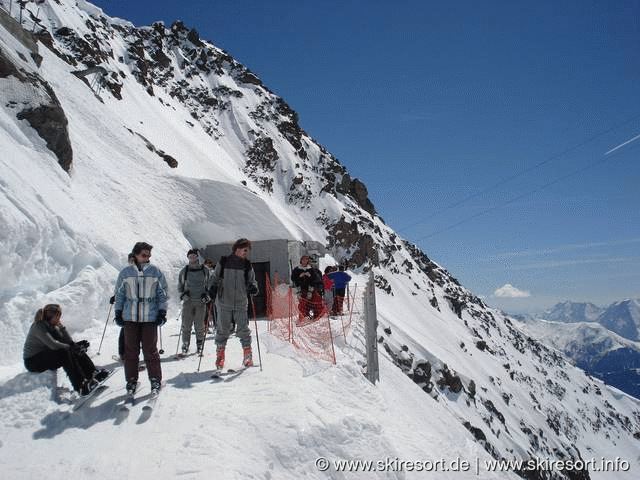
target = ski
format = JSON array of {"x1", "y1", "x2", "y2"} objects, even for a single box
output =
[
  {"x1": 142, "y1": 388, "x2": 161, "y2": 411},
  {"x1": 175, "y1": 352, "x2": 196, "y2": 360},
  {"x1": 73, "y1": 369, "x2": 118, "y2": 411},
  {"x1": 210, "y1": 366, "x2": 250, "y2": 380},
  {"x1": 122, "y1": 391, "x2": 136, "y2": 409}
]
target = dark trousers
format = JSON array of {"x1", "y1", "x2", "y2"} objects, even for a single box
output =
[
  {"x1": 332, "y1": 287, "x2": 347, "y2": 314},
  {"x1": 25, "y1": 348, "x2": 95, "y2": 392},
  {"x1": 118, "y1": 328, "x2": 125, "y2": 357},
  {"x1": 123, "y1": 322, "x2": 161, "y2": 383}
]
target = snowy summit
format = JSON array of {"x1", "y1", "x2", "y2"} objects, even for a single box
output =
[{"x1": 1, "y1": 1, "x2": 639, "y2": 479}]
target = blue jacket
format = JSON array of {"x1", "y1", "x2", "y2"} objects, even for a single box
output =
[
  {"x1": 327, "y1": 271, "x2": 351, "y2": 290},
  {"x1": 114, "y1": 263, "x2": 168, "y2": 323}
]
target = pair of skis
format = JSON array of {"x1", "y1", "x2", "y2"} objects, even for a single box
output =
[
  {"x1": 123, "y1": 384, "x2": 161, "y2": 410},
  {"x1": 210, "y1": 366, "x2": 252, "y2": 380},
  {"x1": 73, "y1": 368, "x2": 119, "y2": 411}
]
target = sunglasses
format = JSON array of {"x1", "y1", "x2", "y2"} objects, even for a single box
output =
[{"x1": 138, "y1": 253, "x2": 151, "y2": 258}]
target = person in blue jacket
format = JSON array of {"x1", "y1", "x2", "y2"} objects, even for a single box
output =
[
  {"x1": 113, "y1": 242, "x2": 168, "y2": 396},
  {"x1": 327, "y1": 265, "x2": 352, "y2": 315}
]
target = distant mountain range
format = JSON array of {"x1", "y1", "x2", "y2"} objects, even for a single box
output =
[
  {"x1": 541, "y1": 299, "x2": 640, "y2": 340},
  {"x1": 513, "y1": 298, "x2": 640, "y2": 399}
]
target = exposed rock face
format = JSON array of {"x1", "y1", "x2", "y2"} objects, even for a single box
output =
[
  {"x1": 17, "y1": 100, "x2": 73, "y2": 172},
  {"x1": 1, "y1": 47, "x2": 73, "y2": 172}
]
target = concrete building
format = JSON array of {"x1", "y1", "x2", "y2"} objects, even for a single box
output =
[{"x1": 203, "y1": 239, "x2": 326, "y2": 316}]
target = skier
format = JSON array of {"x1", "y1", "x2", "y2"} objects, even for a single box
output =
[
  {"x1": 23, "y1": 304, "x2": 110, "y2": 395},
  {"x1": 208, "y1": 238, "x2": 258, "y2": 369},
  {"x1": 322, "y1": 266, "x2": 336, "y2": 313},
  {"x1": 327, "y1": 265, "x2": 352, "y2": 315},
  {"x1": 291, "y1": 255, "x2": 325, "y2": 323},
  {"x1": 177, "y1": 248, "x2": 210, "y2": 356},
  {"x1": 113, "y1": 242, "x2": 168, "y2": 397}
]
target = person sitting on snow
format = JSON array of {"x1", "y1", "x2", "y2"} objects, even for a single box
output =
[{"x1": 23, "y1": 304, "x2": 110, "y2": 396}]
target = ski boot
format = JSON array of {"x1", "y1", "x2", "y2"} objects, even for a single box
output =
[
  {"x1": 242, "y1": 346, "x2": 253, "y2": 367},
  {"x1": 150, "y1": 378, "x2": 161, "y2": 395},
  {"x1": 215, "y1": 345, "x2": 225, "y2": 369},
  {"x1": 126, "y1": 379, "x2": 137, "y2": 397},
  {"x1": 93, "y1": 369, "x2": 110, "y2": 383}
]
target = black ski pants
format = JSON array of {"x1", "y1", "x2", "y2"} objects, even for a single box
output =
[{"x1": 24, "y1": 348, "x2": 95, "y2": 392}]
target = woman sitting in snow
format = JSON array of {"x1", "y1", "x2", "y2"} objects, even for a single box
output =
[{"x1": 23, "y1": 304, "x2": 109, "y2": 395}]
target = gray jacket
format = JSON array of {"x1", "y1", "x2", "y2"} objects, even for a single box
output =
[
  {"x1": 210, "y1": 255, "x2": 258, "y2": 310},
  {"x1": 178, "y1": 264, "x2": 210, "y2": 301},
  {"x1": 23, "y1": 322, "x2": 72, "y2": 359}
]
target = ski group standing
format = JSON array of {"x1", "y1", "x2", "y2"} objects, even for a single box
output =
[{"x1": 23, "y1": 238, "x2": 353, "y2": 398}]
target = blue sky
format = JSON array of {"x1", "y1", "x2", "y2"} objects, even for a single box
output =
[{"x1": 90, "y1": 0, "x2": 639, "y2": 313}]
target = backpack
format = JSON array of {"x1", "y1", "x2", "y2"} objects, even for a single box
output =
[{"x1": 182, "y1": 264, "x2": 209, "y2": 286}]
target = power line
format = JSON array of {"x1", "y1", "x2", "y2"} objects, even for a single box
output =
[
  {"x1": 414, "y1": 130, "x2": 640, "y2": 242},
  {"x1": 398, "y1": 113, "x2": 640, "y2": 234}
]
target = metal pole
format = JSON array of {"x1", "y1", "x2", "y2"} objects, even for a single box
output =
[
  {"x1": 364, "y1": 271, "x2": 379, "y2": 384},
  {"x1": 196, "y1": 304, "x2": 209, "y2": 372},
  {"x1": 174, "y1": 310, "x2": 183, "y2": 356},
  {"x1": 251, "y1": 296, "x2": 263, "y2": 371},
  {"x1": 327, "y1": 315, "x2": 336, "y2": 364},
  {"x1": 96, "y1": 304, "x2": 113, "y2": 355}
]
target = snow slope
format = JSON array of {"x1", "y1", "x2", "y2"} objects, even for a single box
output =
[
  {"x1": 0, "y1": 317, "x2": 513, "y2": 480},
  {"x1": 1, "y1": 2, "x2": 639, "y2": 479}
]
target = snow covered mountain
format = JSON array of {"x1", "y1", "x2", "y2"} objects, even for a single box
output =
[
  {"x1": 1, "y1": 2, "x2": 639, "y2": 479},
  {"x1": 539, "y1": 299, "x2": 640, "y2": 342},
  {"x1": 518, "y1": 317, "x2": 640, "y2": 399},
  {"x1": 517, "y1": 299, "x2": 640, "y2": 400},
  {"x1": 598, "y1": 299, "x2": 640, "y2": 342},
  {"x1": 541, "y1": 301, "x2": 604, "y2": 324}
]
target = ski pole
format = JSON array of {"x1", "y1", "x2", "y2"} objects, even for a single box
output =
[
  {"x1": 196, "y1": 333, "x2": 206, "y2": 372},
  {"x1": 96, "y1": 303, "x2": 113, "y2": 356},
  {"x1": 174, "y1": 310, "x2": 183, "y2": 356},
  {"x1": 158, "y1": 326, "x2": 164, "y2": 354},
  {"x1": 196, "y1": 305, "x2": 209, "y2": 372},
  {"x1": 250, "y1": 296, "x2": 263, "y2": 371}
]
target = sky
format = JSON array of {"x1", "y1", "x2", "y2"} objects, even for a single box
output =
[{"x1": 88, "y1": 0, "x2": 640, "y2": 314}]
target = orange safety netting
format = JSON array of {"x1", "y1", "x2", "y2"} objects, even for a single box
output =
[{"x1": 265, "y1": 273, "x2": 359, "y2": 364}]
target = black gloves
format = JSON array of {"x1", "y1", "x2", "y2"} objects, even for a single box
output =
[
  {"x1": 114, "y1": 310, "x2": 124, "y2": 327},
  {"x1": 180, "y1": 290, "x2": 190, "y2": 300},
  {"x1": 109, "y1": 295, "x2": 115, "y2": 305},
  {"x1": 247, "y1": 284, "x2": 258, "y2": 296},
  {"x1": 201, "y1": 293, "x2": 211, "y2": 303},
  {"x1": 71, "y1": 340, "x2": 89, "y2": 354},
  {"x1": 156, "y1": 310, "x2": 167, "y2": 327}
]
